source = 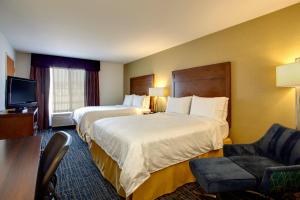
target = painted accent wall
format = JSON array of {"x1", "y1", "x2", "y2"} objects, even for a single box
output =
[
  {"x1": 0, "y1": 32, "x2": 15, "y2": 111},
  {"x1": 14, "y1": 52, "x2": 124, "y2": 105},
  {"x1": 124, "y1": 3, "x2": 300, "y2": 144},
  {"x1": 99, "y1": 62, "x2": 124, "y2": 105}
]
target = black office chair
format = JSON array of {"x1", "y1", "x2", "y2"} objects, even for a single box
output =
[{"x1": 38, "y1": 131, "x2": 72, "y2": 200}]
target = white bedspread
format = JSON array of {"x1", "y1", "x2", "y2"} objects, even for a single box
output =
[
  {"x1": 92, "y1": 113, "x2": 228, "y2": 197},
  {"x1": 72, "y1": 105, "x2": 149, "y2": 140}
]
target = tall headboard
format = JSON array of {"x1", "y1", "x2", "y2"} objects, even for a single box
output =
[
  {"x1": 130, "y1": 74, "x2": 155, "y2": 111},
  {"x1": 172, "y1": 62, "x2": 231, "y2": 126},
  {"x1": 130, "y1": 74, "x2": 155, "y2": 95}
]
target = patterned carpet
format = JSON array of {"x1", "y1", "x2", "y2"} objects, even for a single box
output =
[{"x1": 40, "y1": 128, "x2": 298, "y2": 200}]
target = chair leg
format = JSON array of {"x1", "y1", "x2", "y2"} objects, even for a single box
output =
[
  {"x1": 52, "y1": 191, "x2": 60, "y2": 200},
  {"x1": 192, "y1": 188, "x2": 217, "y2": 199},
  {"x1": 245, "y1": 190, "x2": 271, "y2": 199},
  {"x1": 216, "y1": 193, "x2": 222, "y2": 200},
  {"x1": 42, "y1": 182, "x2": 60, "y2": 200},
  {"x1": 51, "y1": 174, "x2": 57, "y2": 187}
]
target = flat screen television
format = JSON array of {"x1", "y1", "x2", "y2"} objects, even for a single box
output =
[{"x1": 6, "y1": 76, "x2": 37, "y2": 111}]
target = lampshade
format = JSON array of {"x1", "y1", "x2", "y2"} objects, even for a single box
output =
[
  {"x1": 276, "y1": 62, "x2": 300, "y2": 87},
  {"x1": 149, "y1": 87, "x2": 168, "y2": 97}
]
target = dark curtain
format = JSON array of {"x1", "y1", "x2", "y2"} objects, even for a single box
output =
[
  {"x1": 85, "y1": 71, "x2": 100, "y2": 106},
  {"x1": 30, "y1": 54, "x2": 100, "y2": 129},
  {"x1": 31, "y1": 53, "x2": 100, "y2": 71},
  {"x1": 30, "y1": 66, "x2": 50, "y2": 130}
]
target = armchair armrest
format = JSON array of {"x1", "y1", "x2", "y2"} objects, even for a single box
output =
[
  {"x1": 223, "y1": 143, "x2": 257, "y2": 157},
  {"x1": 261, "y1": 165, "x2": 300, "y2": 195}
]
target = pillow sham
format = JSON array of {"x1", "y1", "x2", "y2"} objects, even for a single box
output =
[
  {"x1": 165, "y1": 96, "x2": 192, "y2": 114},
  {"x1": 132, "y1": 95, "x2": 146, "y2": 108},
  {"x1": 190, "y1": 95, "x2": 229, "y2": 121},
  {"x1": 123, "y1": 95, "x2": 134, "y2": 106}
]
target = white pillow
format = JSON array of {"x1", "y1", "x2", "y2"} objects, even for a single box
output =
[
  {"x1": 190, "y1": 95, "x2": 229, "y2": 121},
  {"x1": 123, "y1": 95, "x2": 134, "y2": 106},
  {"x1": 143, "y1": 96, "x2": 150, "y2": 109},
  {"x1": 132, "y1": 95, "x2": 146, "y2": 108},
  {"x1": 165, "y1": 96, "x2": 192, "y2": 114}
]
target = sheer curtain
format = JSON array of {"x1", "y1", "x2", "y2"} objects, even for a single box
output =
[{"x1": 50, "y1": 67, "x2": 85, "y2": 113}]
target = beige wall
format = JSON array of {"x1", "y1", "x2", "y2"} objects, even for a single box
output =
[
  {"x1": 0, "y1": 32, "x2": 15, "y2": 110},
  {"x1": 15, "y1": 51, "x2": 31, "y2": 78},
  {"x1": 100, "y1": 62, "x2": 124, "y2": 105},
  {"x1": 124, "y1": 3, "x2": 300, "y2": 144}
]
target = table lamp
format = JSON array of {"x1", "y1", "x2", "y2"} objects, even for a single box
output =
[
  {"x1": 276, "y1": 60, "x2": 300, "y2": 129},
  {"x1": 149, "y1": 87, "x2": 168, "y2": 112}
]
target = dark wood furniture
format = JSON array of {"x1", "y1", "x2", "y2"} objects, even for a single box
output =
[
  {"x1": 130, "y1": 74, "x2": 155, "y2": 95},
  {"x1": 6, "y1": 55, "x2": 15, "y2": 76},
  {"x1": 130, "y1": 74, "x2": 155, "y2": 111},
  {"x1": 0, "y1": 136, "x2": 41, "y2": 200},
  {"x1": 0, "y1": 107, "x2": 38, "y2": 139},
  {"x1": 172, "y1": 62, "x2": 231, "y2": 126}
]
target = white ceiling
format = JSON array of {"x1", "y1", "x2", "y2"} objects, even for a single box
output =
[{"x1": 0, "y1": 0, "x2": 299, "y2": 63}]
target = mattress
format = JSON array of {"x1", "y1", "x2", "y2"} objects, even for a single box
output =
[
  {"x1": 92, "y1": 112, "x2": 229, "y2": 196},
  {"x1": 72, "y1": 105, "x2": 150, "y2": 142}
]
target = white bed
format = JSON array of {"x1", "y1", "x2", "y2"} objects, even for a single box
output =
[
  {"x1": 92, "y1": 112, "x2": 229, "y2": 196},
  {"x1": 72, "y1": 105, "x2": 150, "y2": 143},
  {"x1": 73, "y1": 73, "x2": 155, "y2": 143}
]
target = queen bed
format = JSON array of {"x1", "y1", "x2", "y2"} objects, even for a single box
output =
[
  {"x1": 73, "y1": 74, "x2": 154, "y2": 143},
  {"x1": 89, "y1": 62, "x2": 232, "y2": 200}
]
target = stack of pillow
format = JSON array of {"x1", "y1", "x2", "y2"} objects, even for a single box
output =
[
  {"x1": 165, "y1": 95, "x2": 229, "y2": 122},
  {"x1": 123, "y1": 94, "x2": 150, "y2": 109}
]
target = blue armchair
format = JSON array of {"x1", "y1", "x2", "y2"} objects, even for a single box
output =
[{"x1": 190, "y1": 124, "x2": 300, "y2": 198}]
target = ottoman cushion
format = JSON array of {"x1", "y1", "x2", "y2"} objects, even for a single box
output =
[{"x1": 190, "y1": 157, "x2": 257, "y2": 193}]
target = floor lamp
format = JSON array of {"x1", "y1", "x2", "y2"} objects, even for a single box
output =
[{"x1": 276, "y1": 61, "x2": 300, "y2": 129}]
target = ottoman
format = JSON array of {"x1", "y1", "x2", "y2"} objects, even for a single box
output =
[{"x1": 189, "y1": 157, "x2": 257, "y2": 193}]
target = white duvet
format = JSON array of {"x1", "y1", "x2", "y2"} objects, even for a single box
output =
[
  {"x1": 92, "y1": 112, "x2": 228, "y2": 197},
  {"x1": 72, "y1": 105, "x2": 149, "y2": 140}
]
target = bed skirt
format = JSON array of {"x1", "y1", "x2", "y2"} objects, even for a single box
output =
[
  {"x1": 76, "y1": 125, "x2": 92, "y2": 144},
  {"x1": 90, "y1": 138, "x2": 232, "y2": 200}
]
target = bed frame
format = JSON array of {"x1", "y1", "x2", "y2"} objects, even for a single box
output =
[
  {"x1": 76, "y1": 74, "x2": 155, "y2": 141},
  {"x1": 90, "y1": 62, "x2": 232, "y2": 200}
]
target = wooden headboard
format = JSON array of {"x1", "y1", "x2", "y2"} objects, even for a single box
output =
[
  {"x1": 172, "y1": 62, "x2": 231, "y2": 126},
  {"x1": 130, "y1": 74, "x2": 155, "y2": 111},
  {"x1": 130, "y1": 74, "x2": 154, "y2": 95}
]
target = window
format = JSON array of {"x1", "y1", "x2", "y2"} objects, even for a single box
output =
[{"x1": 50, "y1": 67, "x2": 85, "y2": 112}]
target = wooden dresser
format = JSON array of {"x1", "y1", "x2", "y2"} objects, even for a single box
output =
[{"x1": 0, "y1": 108, "x2": 38, "y2": 139}]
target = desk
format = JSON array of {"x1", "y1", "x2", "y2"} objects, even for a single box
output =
[{"x1": 0, "y1": 136, "x2": 41, "y2": 200}]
